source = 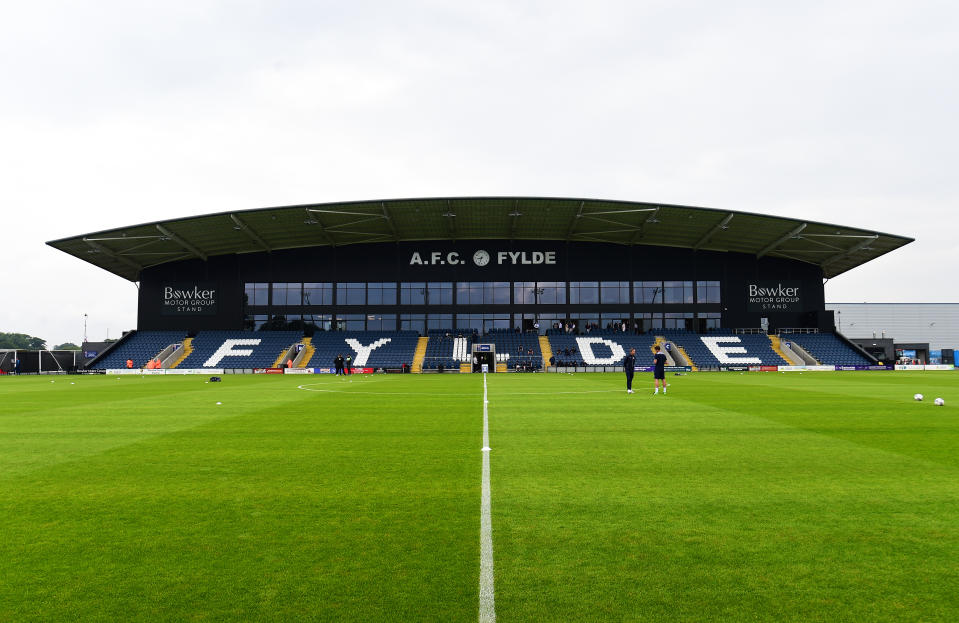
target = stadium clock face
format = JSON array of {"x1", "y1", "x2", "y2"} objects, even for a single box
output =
[{"x1": 473, "y1": 250, "x2": 491, "y2": 266}]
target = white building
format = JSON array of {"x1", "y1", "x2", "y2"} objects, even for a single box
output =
[{"x1": 826, "y1": 303, "x2": 959, "y2": 350}]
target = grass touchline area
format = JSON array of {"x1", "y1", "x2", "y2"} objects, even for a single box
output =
[{"x1": 0, "y1": 371, "x2": 956, "y2": 621}]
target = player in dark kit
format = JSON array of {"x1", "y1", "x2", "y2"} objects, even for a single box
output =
[
  {"x1": 623, "y1": 348, "x2": 636, "y2": 394},
  {"x1": 653, "y1": 345, "x2": 667, "y2": 395}
]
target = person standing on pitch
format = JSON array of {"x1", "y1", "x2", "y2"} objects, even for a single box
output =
[
  {"x1": 334, "y1": 354, "x2": 345, "y2": 376},
  {"x1": 345, "y1": 354, "x2": 353, "y2": 375},
  {"x1": 624, "y1": 348, "x2": 636, "y2": 394},
  {"x1": 653, "y1": 345, "x2": 667, "y2": 395}
]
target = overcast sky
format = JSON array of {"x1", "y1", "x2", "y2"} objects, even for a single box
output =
[{"x1": 2, "y1": 1, "x2": 957, "y2": 347}]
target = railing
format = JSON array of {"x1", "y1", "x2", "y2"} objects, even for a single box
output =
[{"x1": 777, "y1": 328, "x2": 821, "y2": 335}]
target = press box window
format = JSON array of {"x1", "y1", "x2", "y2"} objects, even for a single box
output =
[
  {"x1": 303, "y1": 283, "x2": 333, "y2": 306},
  {"x1": 271, "y1": 283, "x2": 302, "y2": 306},
  {"x1": 696, "y1": 281, "x2": 721, "y2": 304},
  {"x1": 337, "y1": 283, "x2": 366, "y2": 305},
  {"x1": 367, "y1": 282, "x2": 397, "y2": 305},
  {"x1": 244, "y1": 283, "x2": 269, "y2": 306}
]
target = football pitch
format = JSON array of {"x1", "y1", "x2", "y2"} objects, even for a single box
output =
[{"x1": 1, "y1": 371, "x2": 957, "y2": 621}]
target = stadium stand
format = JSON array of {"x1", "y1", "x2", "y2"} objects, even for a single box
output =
[
  {"x1": 92, "y1": 331, "x2": 187, "y2": 369},
  {"x1": 422, "y1": 330, "x2": 469, "y2": 371},
  {"x1": 175, "y1": 331, "x2": 302, "y2": 369},
  {"x1": 89, "y1": 326, "x2": 864, "y2": 372},
  {"x1": 477, "y1": 329, "x2": 542, "y2": 371},
  {"x1": 660, "y1": 329, "x2": 786, "y2": 367},
  {"x1": 308, "y1": 331, "x2": 419, "y2": 369},
  {"x1": 786, "y1": 333, "x2": 873, "y2": 366},
  {"x1": 546, "y1": 329, "x2": 656, "y2": 367}
]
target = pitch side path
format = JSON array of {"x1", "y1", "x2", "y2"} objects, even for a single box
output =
[{"x1": 1, "y1": 372, "x2": 957, "y2": 621}]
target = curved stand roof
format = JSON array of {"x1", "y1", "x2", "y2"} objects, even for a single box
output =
[{"x1": 47, "y1": 196, "x2": 913, "y2": 281}]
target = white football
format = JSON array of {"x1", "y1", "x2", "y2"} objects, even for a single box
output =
[
  {"x1": 914, "y1": 393, "x2": 924, "y2": 401},
  {"x1": 934, "y1": 397, "x2": 945, "y2": 406}
]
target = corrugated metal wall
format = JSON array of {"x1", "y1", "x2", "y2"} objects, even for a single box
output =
[{"x1": 826, "y1": 303, "x2": 959, "y2": 349}]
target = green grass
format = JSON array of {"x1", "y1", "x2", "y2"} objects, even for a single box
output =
[{"x1": 1, "y1": 371, "x2": 957, "y2": 621}]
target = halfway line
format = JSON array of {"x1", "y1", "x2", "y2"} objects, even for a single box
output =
[{"x1": 479, "y1": 373, "x2": 495, "y2": 622}]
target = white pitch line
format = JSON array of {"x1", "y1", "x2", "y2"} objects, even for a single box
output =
[{"x1": 479, "y1": 373, "x2": 495, "y2": 623}]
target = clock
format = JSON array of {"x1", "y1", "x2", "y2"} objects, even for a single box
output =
[{"x1": 473, "y1": 250, "x2": 491, "y2": 266}]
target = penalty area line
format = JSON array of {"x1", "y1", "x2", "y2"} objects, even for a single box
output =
[{"x1": 479, "y1": 372, "x2": 495, "y2": 622}]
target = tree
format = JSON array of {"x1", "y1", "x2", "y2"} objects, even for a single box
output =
[
  {"x1": 54, "y1": 343, "x2": 81, "y2": 350},
  {"x1": 0, "y1": 332, "x2": 47, "y2": 349}
]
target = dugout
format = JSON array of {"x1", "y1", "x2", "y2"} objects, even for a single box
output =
[{"x1": 47, "y1": 197, "x2": 913, "y2": 336}]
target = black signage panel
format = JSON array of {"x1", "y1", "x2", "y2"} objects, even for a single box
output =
[
  {"x1": 745, "y1": 280, "x2": 802, "y2": 313},
  {"x1": 160, "y1": 282, "x2": 218, "y2": 316}
]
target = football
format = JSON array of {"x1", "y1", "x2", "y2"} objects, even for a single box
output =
[
  {"x1": 934, "y1": 397, "x2": 945, "y2": 406},
  {"x1": 914, "y1": 393, "x2": 923, "y2": 401}
]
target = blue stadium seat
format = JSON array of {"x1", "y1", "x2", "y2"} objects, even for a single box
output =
[
  {"x1": 475, "y1": 330, "x2": 542, "y2": 371},
  {"x1": 308, "y1": 331, "x2": 420, "y2": 369},
  {"x1": 177, "y1": 331, "x2": 303, "y2": 369},
  {"x1": 422, "y1": 330, "x2": 470, "y2": 371},
  {"x1": 546, "y1": 330, "x2": 656, "y2": 367},
  {"x1": 669, "y1": 329, "x2": 786, "y2": 367},
  {"x1": 91, "y1": 331, "x2": 187, "y2": 369},
  {"x1": 787, "y1": 333, "x2": 872, "y2": 366}
]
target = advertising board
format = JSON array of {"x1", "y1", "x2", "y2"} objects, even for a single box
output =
[{"x1": 634, "y1": 366, "x2": 692, "y2": 372}]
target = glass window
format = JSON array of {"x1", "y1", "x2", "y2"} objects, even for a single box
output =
[
  {"x1": 696, "y1": 280, "x2": 721, "y2": 304},
  {"x1": 244, "y1": 283, "x2": 269, "y2": 307},
  {"x1": 401, "y1": 314, "x2": 426, "y2": 333},
  {"x1": 367, "y1": 282, "x2": 397, "y2": 306},
  {"x1": 600, "y1": 281, "x2": 629, "y2": 304},
  {"x1": 483, "y1": 315, "x2": 510, "y2": 332},
  {"x1": 569, "y1": 312, "x2": 600, "y2": 333},
  {"x1": 335, "y1": 314, "x2": 365, "y2": 331},
  {"x1": 663, "y1": 281, "x2": 694, "y2": 304},
  {"x1": 635, "y1": 312, "x2": 663, "y2": 331},
  {"x1": 538, "y1": 281, "x2": 566, "y2": 304},
  {"x1": 699, "y1": 312, "x2": 721, "y2": 330},
  {"x1": 400, "y1": 282, "x2": 427, "y2": 305},
  {"x1": 455, "y1": 282, "x2": 508, "y2": 305},
  {"x1": 270, "y1": 283, "x2": 302, "y2": 306},
  {"x1": 366, "y1": 314, "x2": 396, "y2": 331},
  {"x1": 456, "y1": 313, "x2": 483, "y2": 333},
  {"x1": 534, "y1": 313, "x2": 567, "y2": 332},
  {"x1": 569, "y1": 282, "x2": 599, "y2": 305},
  {"x1": 515, "y1": 281, "x2": 566, "y2": 305},
  {"x1": 337, "y1": 283, "x2": 366, "y2": 306},
  {"x1": 303, "y1": 282, "x2": 333, "y2": 306},
  {"x1": 303, "y1": 313, "x2": 332, "y2": 332},
  {"x1": 427, "y1": 314, "x2": 453, "y2": 331},
  {"x1": 456, "y1": 282, "x2": 483, "y2": 305},
  {"x1": 664, "y1": 312, "x2": 694, "y2": 329},
  {"x1": 513, "y1": 282, "x2": 535, "y2": 305},
  {"x1": 486, "y1": 282, "x2": 510, "y2": 305},
  {"x1": 634, "y1": 281, "x2": 663, "y2": 305},
  {"x1": 601, "y1": 314, "x2": 630, "y2": 331},
  {"x1": 426, "y1": 282, "x2": 453, "y2": 305}
]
